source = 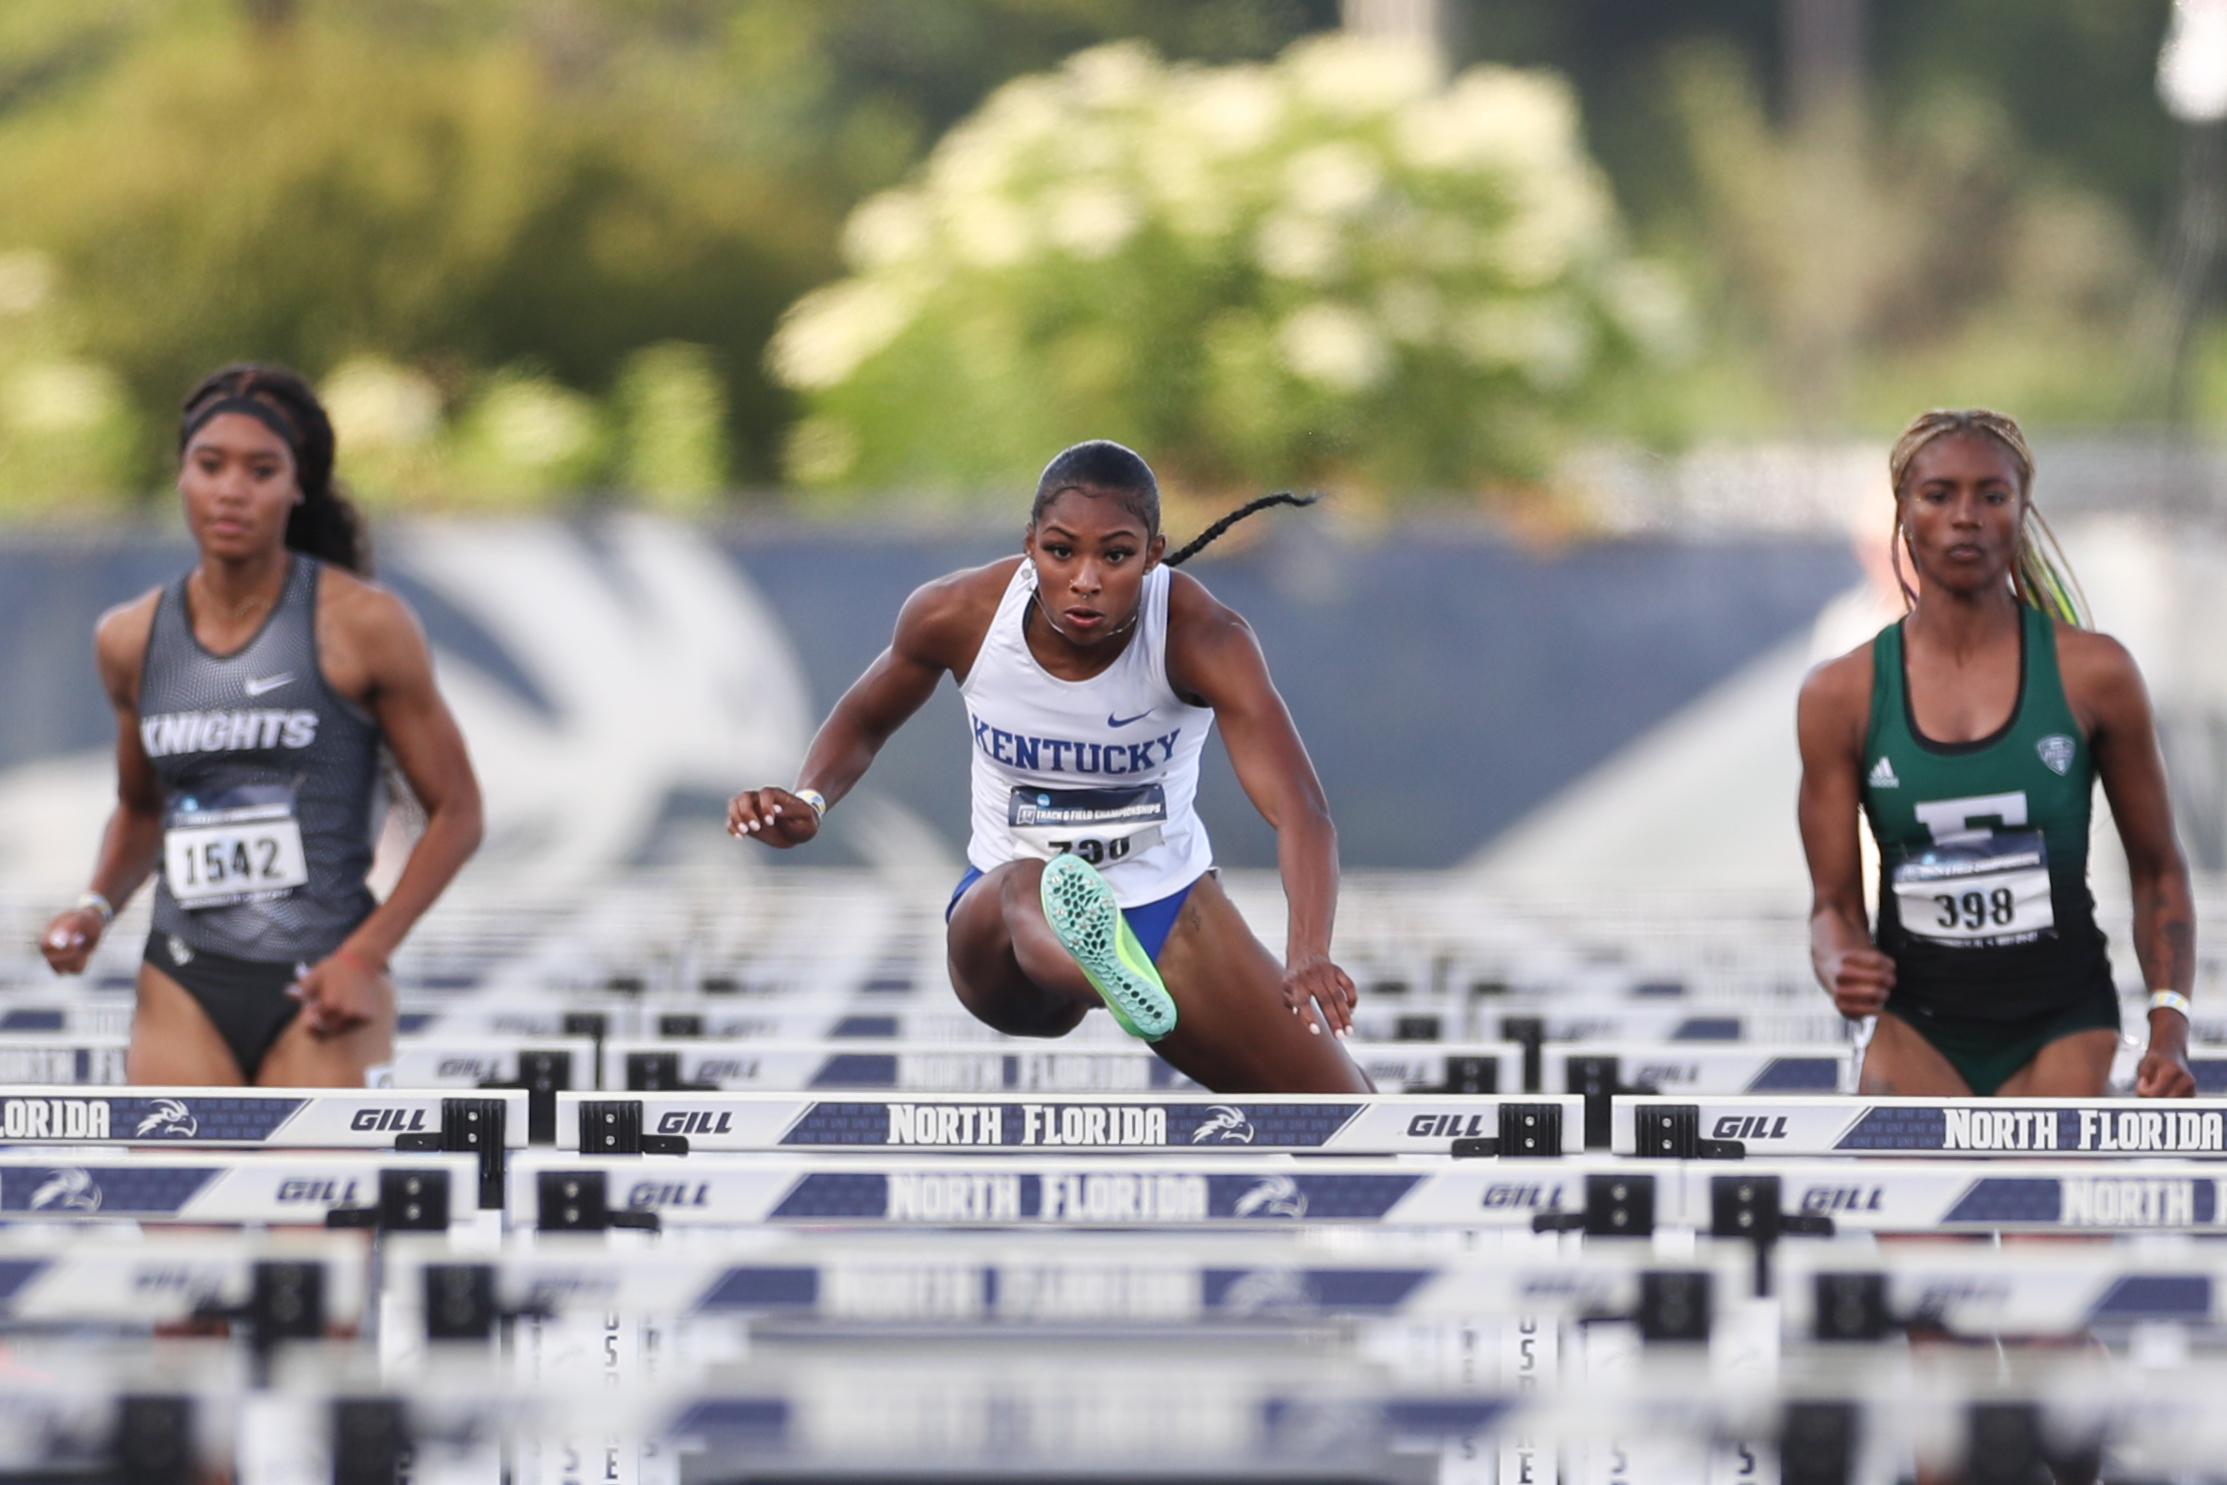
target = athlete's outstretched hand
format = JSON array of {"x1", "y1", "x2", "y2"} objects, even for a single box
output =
[
  {"x1": 291, "y1": 949, "x2": 383, "y2": 1039},
  {"x1": 1284, "y1": 952, "x2": 1356, "y2": 1038},
  {"x1": 2137, "y1": 1012, "x2": 2195, "y2": 1098},
  {"x1": 727, "y1": 787, "x2": 822, "y2": 849},
  {"x1": 38, "y1": 907, "x2": 106, "y2": 976},
  {"x1": 1819, "y1": 945, "x2": 1895, "y2": 1019}
]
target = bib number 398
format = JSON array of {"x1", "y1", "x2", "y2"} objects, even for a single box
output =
[
  {"x1": 1892, "y1": 828, "x2": 2053, "y2": 947},
  {"x1": 164, "y1": 805, "x2": 309, "y2": 909}
]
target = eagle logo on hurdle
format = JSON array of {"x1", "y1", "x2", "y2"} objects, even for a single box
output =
[
  {"x1": 1220, "y1": 1267, "x2": 1316, "y2": 1315},
  {"x1": 135, "y1": 1099, "x2": 198, "y2": 1138},
  {"x1": 1232, "y1": 1175, "x2": 1307, "y2": 1219},
  {"x1": 1190, "y1": 1105, "x2": 1256, "y2": 1144},
  {"x1": 29, "y1": 1167, "x2": 101, "y2": 1212}
]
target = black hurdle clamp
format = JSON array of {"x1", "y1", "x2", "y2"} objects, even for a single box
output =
[
  {"x1": 115, "y1": 1395, "x2": 194, "y2": 1485},
  {"x1": 1711, "y1": 1174, "x2": 1833, "y2": 1296},
  {"x1": 393, "y1": 1096, "x2": 507, "y2": 1208},
  {"x1": 623, "y1": 1051, "x2": 719, "y2": 1093},
  {"x1": 1635, "y1": 1269, "x2": 1712, "y2": 1343},
  {"x1": 1564, "y1": 1055, "x2": 1661, "y2": 1150},
  {"x1": 1498, "y1": 1014, "x2": 1545, "y2": 1093},
  {"x1": 420, "y1": 1262, "x2": 557, "y2": 1343},
  {"x1": 189, "y1": 1260, "x2": 326, "y2": 1378},
  {"x1": 332, "y1": 1398, "x2": 409, "y2": 1485},
  {"x1": 325, "y1": 1168, "x2": 453, "y2": 1233},
  {"x1": 1961, "y1": 1402, "x2": 2098, "y2": 1485},
  {"x1": 580, "y1": 1098, "x2": 689, "y2": 1154},
  {"x1": 1533, "y1": 1172, "x2": 1655, "y2": 1237},
  {"x1": 1633, "y1": 1103, "x2": 1746, "y2": 1160},
  {"x1": 1449, "y1": 1101, "x2": 1563, "y2": 1158},
  {"x1": 1779, "y1": 1401, "x2": 1858, "y2": 1485},
  {"x1": 536, "y1": 1169, "x2": 661, "y2": 1233},
  {"x1": 1433, "y1": 1054, "x2": 1500, "y2": 1094},
  {"x1": 477, "y1": 1048, "x2": 574, "y2": 1146}
]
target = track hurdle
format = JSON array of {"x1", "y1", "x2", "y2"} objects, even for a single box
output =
[
  {"x1": 0, "y1": 1149, "x2": 487, "y2": 1229},
  {"x1": 552, "y1": 1091, "x2": 1583, "y2": 1157},
  {"x1": 1614, "y1": 1093, "x2": 2227, "y2": 1159},
  {"x1": 0, "y1": 1085, "x2": 526, "y2": 1206}
]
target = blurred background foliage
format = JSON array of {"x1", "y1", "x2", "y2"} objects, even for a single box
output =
[{"x1": 0, "y1": 0, "x2": 2197, "y2": 513}]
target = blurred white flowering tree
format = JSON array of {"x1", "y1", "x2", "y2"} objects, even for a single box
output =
[{"x1": 770, "y1": 35, "x2": 1687, "y2": 500}]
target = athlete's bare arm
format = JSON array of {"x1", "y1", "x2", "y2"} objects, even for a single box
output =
[
  {"x1": 38, "y1": 593, "x2": 165, "y2": 975},
  {"x1": 1163, "y1": 571, "x2": 1356, "y2": 1036},
  {"x1": 728, "y1": 560, "x2": 1016, "y2": 848},
  {"x1": 299, "y1": 570, "x2": 484, "y2": 1036},
  {"x1": 1797, "y1": 645, "x2": 1896, "y2": 1018},
  {"x1": 2059, "y1": 624, "x2": 2195, "y2": 1097}
]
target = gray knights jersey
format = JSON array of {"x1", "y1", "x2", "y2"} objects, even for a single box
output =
[{"x1": 140, "y1": 556, "x2": 381, "y2": 961}]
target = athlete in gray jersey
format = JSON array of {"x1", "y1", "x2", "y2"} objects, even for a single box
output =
[
  {"x1": 40, "y1": 365, "x2": 482, "y2": 1087},
  {"x1": 141, "y1": 553, "x2": 382, "y2": 961}
]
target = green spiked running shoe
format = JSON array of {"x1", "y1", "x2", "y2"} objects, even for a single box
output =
[{"x1": 1039, "y1": 853, "x2": 1177, "y2": 1041}]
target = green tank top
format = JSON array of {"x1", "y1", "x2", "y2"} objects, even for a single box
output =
[{"x1": 1861, "y1": 603, "x2": 2112, "y2": 1021}]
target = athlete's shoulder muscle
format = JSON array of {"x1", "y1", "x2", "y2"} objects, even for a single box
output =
[
  {"x1": 316, "y1": 563, "x2": 434, "y2": 706},
  {"x1": 2053, "y1": 622, "x2": 2147, "y2": 739},
  {"x1": 92, "y1": 588, "x2": 162, "y2": 713},
  {"x1": 895, "y1": 557, "x2": 1020, "y2": 676},
  {"x1": 1796, "y1": 643, "x2": 1873, "y2": 766},
  {"x1": 1163, "y1": 568, "x2": 1263, "y2": 707}
]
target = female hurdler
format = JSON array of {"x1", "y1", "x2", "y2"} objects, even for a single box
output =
[
  {"x1": 1799, "y1": 409, "x2": 2193, "y2": 1098},
  {"x1": 728, "y1": 441, "x2": 1370, "y2": 1093}
]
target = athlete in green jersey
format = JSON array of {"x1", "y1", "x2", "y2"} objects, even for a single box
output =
[{"x1": 1798, "y1": 410, "x2": 2194, "y2": 1098}]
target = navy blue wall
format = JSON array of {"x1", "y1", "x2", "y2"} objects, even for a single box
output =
[{"x1": 0, "y1": 522, "x2": 1855, "y2": 867}]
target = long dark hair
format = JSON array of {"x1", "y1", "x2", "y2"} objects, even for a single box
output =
[
  {"x1": 179, "y1": 364, "x2": 372, "y2": 575},
  {"x1": 1030, "y1": 440, "x2": 1316, "y2": 566}
]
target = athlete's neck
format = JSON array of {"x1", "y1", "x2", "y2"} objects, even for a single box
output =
[
  {"x1": 1905, "y1": 584, "x2": 2021, "y2": 664},
  {"x1": 191, "y1": 550, "x2": 290, "y2": 634},
  {"x1": 1024, "y1": 586, "x2": 1141, "y2": 680}
]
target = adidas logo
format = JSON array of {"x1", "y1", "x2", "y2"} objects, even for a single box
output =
[{"x1": 1868, "y1": 757, "x2": 1899, "y2": 788}]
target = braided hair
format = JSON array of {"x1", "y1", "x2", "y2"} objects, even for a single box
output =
[
  {"x1": 179, "y1": 364, "x2": 372, "y2": 576},
  {"x1": 1030, "y1": 440, "x2": 1318, "y2": 566},
  {"x1": 1886, "y1": 408, "x2": 2086, "y2": 628}
]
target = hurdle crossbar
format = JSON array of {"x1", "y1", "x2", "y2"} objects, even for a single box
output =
[
  {"x1": 553, "y1": 1091, "x2": 1582, "y2": 1157},
  {"x1": 1615, "y1": 1094, "x2": 2227, "y2": 1159}
]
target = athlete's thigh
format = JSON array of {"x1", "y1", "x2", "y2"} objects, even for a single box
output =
[
  {"x1": 944, "y1": 863, "x2": 1089, "y2": 1038},
  {"x1": 1152, "y1": 875, "x2": 1372, "y2": 1094},
  {"x1": 128, "y1": 964, "x2": 246, "y2": 1086},
  {"x1": 1995, "y1": 1028, "x2": 2116, "y2": 1099},
  {"x1": 256, "y1": 980, "x2": 395, "y2": 1088},
  {"x1": 1857, "y1": 1012, "x2": 1972, "y2": 1097}
]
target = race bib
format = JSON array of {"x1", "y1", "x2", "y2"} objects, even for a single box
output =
[
  {"x1": 1892, "y1": 829, "x2": 2053, "y2": 946},
  {"x1": 164, "y1": 788, "x2": 309, "y2": 910},
  {"x1": 1008, "y1": 785, "x2": 1166, "y2": 867}
]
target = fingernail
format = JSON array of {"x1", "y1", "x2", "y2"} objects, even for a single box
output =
[{"x1": 1308, "y1": 1023, "x2": 1320, "y2": 1035}]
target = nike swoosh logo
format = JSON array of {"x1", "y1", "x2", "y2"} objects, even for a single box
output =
[
  {"x1": 243, "y1": 672, "x2": 294, "y2": 697},
  {"x1": 1107, "y1": 711, "x2": 1152, "y2": 728}
]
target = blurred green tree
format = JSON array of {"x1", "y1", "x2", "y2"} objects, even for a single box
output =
[
  {"x1": 0, "y1": 0, "x2": 1342, "y2": 504},
  {"x1": 770, "y1": 35, "x2": 1686, "y2": 501}
]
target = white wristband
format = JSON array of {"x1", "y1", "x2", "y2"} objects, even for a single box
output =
[
  {"x1": 794, "y1": 788, "x2": 828, "y2": 818},
  {"x1": 75, "y1": 891, "x2": 114, "y2": 926},
  {"x1": 2149, "y1": 989, "x2": 2192, "y2": 1019}
]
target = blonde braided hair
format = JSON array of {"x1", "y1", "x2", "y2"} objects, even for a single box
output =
[{"x1": 1886, "y1": 408, "x2": 2088, "y2": 628}]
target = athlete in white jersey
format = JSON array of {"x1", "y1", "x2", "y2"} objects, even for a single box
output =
[{"x1": 729, "y1": 441, "x2": 1369, "y2": 1094}]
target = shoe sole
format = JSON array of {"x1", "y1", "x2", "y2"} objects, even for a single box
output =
[{"x1": 1039, "y1": 854, "x2": 1177, "y2": 1041}]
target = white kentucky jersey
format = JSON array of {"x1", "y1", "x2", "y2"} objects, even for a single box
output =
[{"x1": 959, "y1": 559, "x2": 1215, "y2": 905}]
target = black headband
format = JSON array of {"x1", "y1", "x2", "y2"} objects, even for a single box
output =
[{"x1": 181, "y1": 395, "x2": 300, "y2": 460}]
